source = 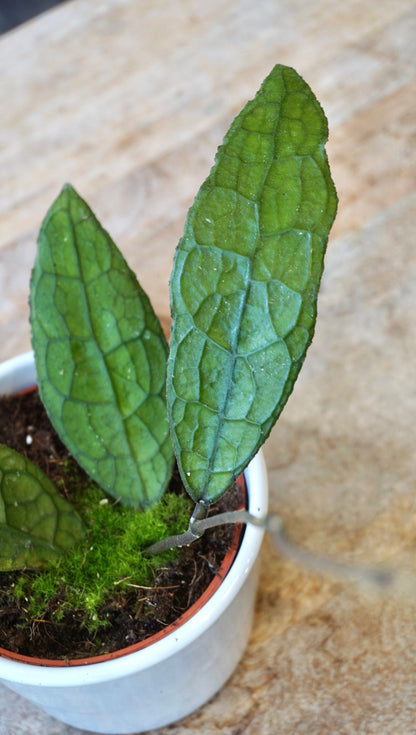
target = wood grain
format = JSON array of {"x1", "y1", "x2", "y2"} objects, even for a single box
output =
[{"x1": 0, "y1": 1, "x2": 415, "y2": 733}]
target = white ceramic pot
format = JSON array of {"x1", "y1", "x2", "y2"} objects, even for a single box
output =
[{"x1": 0, "y1": 352, "x2": 268, "y2": 734}]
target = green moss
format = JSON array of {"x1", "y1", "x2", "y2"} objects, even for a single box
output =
[{"x1": 13, "y1": 481, "x2": 192, "y2": 631}]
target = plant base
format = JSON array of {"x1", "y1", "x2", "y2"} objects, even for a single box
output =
[{"x1": 0, "y1": 353, "x2": 268, "y2": 733}]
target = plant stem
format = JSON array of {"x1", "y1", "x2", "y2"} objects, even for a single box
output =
[
  {"x1": 145, "y1": 509, "x2": 273, "y2": 555},
  {"x1": 146, "y1": 509, "x2": 399, "y2": 595}
]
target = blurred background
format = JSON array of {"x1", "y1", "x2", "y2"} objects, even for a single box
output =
[
  {"x1": 0, "y1": 0, "x2": 67, "y2": 33},
  {"x1": 0, "y1": 2, "x2": 415, "y2": 733}
]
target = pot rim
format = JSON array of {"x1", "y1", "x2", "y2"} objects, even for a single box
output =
[{"x1": 0, "y1": 352, "x2": 268, "y2": 687}]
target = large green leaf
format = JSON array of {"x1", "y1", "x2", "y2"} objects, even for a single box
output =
[
  {"x1": 0, "y1": 445, "x2": 85, "y2": 570},
  {"x1": 30, "y1": 185, "x2": 174, "y2": 509},
  {"x1": 168, "y1": 65, "x2": 338, "y2": 502}
]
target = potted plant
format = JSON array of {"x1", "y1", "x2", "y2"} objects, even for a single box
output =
[{"x1": 0, "y1": 64, "x2": 337, "y2": 733}]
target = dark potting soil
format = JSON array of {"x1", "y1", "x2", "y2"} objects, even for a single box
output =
[{"x1": 0, "y1": 389, "x2": 245, "y2": 661}]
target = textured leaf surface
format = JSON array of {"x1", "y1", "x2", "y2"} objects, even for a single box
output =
[
  {"x1": 168, "y1": 65, "x2": 338, "y2": 502},
  {"x1": 0, "y1": 445, "x2": 85, "y2": 570},
  {"x1": 30, "y1": 185, "x2": 174, "y2": 509}
]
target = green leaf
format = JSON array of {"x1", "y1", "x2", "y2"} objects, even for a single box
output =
[
  {"x1": 30, "y1": 185, "x2": 174, "y2": 509},
  {"x1": 0, "y1": 445, "x2": 85, "y2": 570},
  {"x1": 168, "y1": 65, "x2": 338, "y2": 503}
]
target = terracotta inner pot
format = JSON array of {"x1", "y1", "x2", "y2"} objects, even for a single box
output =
[{"x1": 0, "y1": 476, "x2": 246, "y2": 668}]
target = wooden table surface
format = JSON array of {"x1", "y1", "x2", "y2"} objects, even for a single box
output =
[{"x1": 1, "y1": 1, "x2": 415, "y2": 733}]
